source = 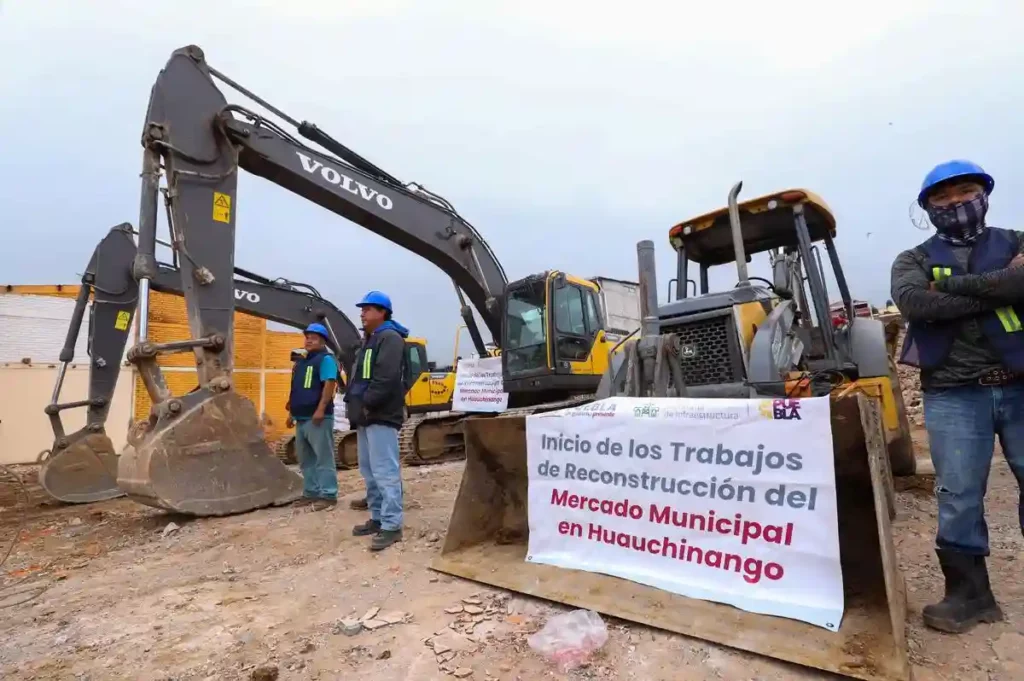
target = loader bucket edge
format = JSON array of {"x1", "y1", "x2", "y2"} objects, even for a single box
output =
[{"x1": 431, "y1": 393, "x2": 910, "y2": 681}]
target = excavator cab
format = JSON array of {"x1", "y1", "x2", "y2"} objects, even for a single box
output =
[
  {"x1": 404, "y1": 336, "x2": 454, "y2": 412},
  {"x1": 502, "y1": 271, "x2": 616, "y2": 403}
]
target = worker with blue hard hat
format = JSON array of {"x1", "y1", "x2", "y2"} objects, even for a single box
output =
[
  {"x1": 285, "y1": 320, "x2": 341, "y2": 510},
  {"x1": 892, "y1": 160, "x2": 1024, "y2": 634},
  {"x1": 344, "y1": 290, "x2": 410, "y2": 551}
]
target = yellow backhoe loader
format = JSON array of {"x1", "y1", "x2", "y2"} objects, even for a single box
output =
[{"x1": 434, "y1": 184, "x2": 914, "y2": 681}]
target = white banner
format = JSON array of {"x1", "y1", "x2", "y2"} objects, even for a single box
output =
[
  {"x1": 525, "y1": 396, "x2": 844, "y2": 631},
  {"x1": 452, "y1": 357, "x2": 509, "y2": 412}
]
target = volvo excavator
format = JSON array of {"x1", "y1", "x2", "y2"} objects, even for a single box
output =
[
  {"x1": 42, "y1": 223, "x2": 451, "y2": 504},
  {"x1": 119, "y1": 45, "x2": 629, "y2": 515}
]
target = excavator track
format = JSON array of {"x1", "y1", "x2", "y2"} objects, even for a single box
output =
[
  {"x1": 400, "y1": 396, "x2": 596, "y2": 466},
  {"x1": 272, "y1": 433, "x2": 296, "y2": 465},
  {"x1": 399, "y1": 411, "x2": 469, "y2": 466}
]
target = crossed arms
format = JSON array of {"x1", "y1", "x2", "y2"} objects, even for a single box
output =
[{"x1": 890, "y1": 232, "x2": 1024, "y2": 323}]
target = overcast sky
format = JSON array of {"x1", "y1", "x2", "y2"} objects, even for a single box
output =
[{"x1": 2, "y1": 1, "x2": 1023, "y2": 360}]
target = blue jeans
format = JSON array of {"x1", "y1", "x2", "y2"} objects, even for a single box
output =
[
  {"x1": 923, "y1": 383, "x2": 1024, "y2": 555},
  {"x1": 295, "y1": 416, "x2": 338, "y2": 500},
  {"x1": 357, "y1": 424, "x2": 403, "y2": 531}
]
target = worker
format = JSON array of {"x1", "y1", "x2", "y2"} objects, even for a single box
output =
[
  {"x1": 285, "y1": 323, "x2": 340, "y2": 511},
  {"x1": 891, "y1": 159, "x2": 1024, "y2": 634},
  {"x1": 345, "y1": 291, "x2": 409, "y2": 551}
]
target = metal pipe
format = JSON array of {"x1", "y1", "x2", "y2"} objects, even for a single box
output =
[
  {"x1": 824, "y1": 233, "x2": 854, "y2": 319},
  {"x1": 793, "y1": 205, "x2": 837, "y2": 361},
  {"x1": 134, "y1": 146, "x2": 160, "y2": 344},
  {"x1": 137, "y1": 279, "x2": 151, "y2": 342},
  {"x1": 675, "y1": 249, "x2": 687, "y2": 300},
  {"x1": 51, "y1": 363, "x2": 69, "y2": 405},
  {"x1": 636, "y1": 240, "x2": 660, "y2": 337},
  {"x1": 727, "y1": 181, "x2": 750, "y2": 285}
]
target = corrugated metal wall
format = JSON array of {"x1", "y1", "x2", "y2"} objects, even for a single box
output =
[{"x1": 1, "y1": 286, "x2": 303, "y2": 447}]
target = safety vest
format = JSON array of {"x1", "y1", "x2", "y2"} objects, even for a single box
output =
[
  {"x1": 289, "y1": 349, "x2": 335, "y2": 418},
  {"x1": 900, "y1": 228, "x2": 1024, "y2": 371}
]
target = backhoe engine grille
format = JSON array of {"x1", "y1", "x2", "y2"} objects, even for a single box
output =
[{"x1": 660, "y1": 314, "x2": 744, "y2": 386}]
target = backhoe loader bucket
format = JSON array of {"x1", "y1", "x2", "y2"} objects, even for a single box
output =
[
  {"x1": 117, "y1": 388, "x2": 303, "y2": 516},
  {"x1": 38, "y1": 432, "x2": 125, "y2": 504},
  {"x1": 432, "y1": 393, "x2": 910, "y2": 681}
]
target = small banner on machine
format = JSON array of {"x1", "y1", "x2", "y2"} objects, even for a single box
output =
[
  {"x1": 452, "y1": 357, "x2": 509, "y2": 412},
  {"x1": 525, "y1": 396, "x2": 844, "y2": 631}
]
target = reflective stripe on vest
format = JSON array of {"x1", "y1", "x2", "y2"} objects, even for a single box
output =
[
  {"x1": 933, "y1": 267, "x2": 1022, "y2": 333},
  {"x1": 361, "y1": 348, "x2": 373, "y2": 379},
  {"x1": 303, "y1": 365, "x2": 314, "y2": 389}
]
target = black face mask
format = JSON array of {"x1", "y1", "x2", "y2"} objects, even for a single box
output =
[{"x1": 926, "y1": 194, "x2": 988, "y2": 245}]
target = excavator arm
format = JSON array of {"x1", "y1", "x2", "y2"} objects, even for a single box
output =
[
  {"x1": 135, "y1": 44, "x2": 504, "y2": 363},
  {"x1": 40, "y1": 223, "x2": 363, "y2": 505}
]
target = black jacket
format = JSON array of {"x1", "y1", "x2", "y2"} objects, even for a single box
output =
[{"x1": 344, "y1": 322, "x2": 408, "y2": 429}]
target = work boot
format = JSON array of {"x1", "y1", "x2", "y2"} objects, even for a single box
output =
[
  {"x1": 370, "y1": 529, "x2": 403, "y2": 552},
  {"x1": 922, "y1": 549, "x2": 1003, "y2": 633},
  {"x1": 292, "y1": 496, "x2": 318, "y2": 507},
  {"x1": 349, "y1": 497, "x2": 369, "y2": 511},
  {"x1": 352, "y1": 519, "x2": 381, "y2": 536},
  {"x1": 312, "y1": 498, "x2": 337, "y2": 512}
]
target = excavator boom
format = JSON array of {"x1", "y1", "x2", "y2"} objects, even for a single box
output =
[
  {"x1": 138, "y1": 45, "x2": 505, "y2": 356},
  {"x1": 41, "y1": 224, "x2": 363, "y2": 505}
]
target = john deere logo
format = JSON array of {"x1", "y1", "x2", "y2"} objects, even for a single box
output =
[{"x1": 680, "y1": 344, "x2": 698, "y2": 359}]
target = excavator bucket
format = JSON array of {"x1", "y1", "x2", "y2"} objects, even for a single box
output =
[
  {"x1": 433, "y1": 393, "x2": 911, "y2": 681},
  {"x1": 117, "y1": 388, "x2": 303, "y2": 516},
  {"x1": 38, "y1": 432, "x2": 125, "y2": 504}
]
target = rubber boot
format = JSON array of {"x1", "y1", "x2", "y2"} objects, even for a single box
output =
[{"x1": 922, "y1": 549, "x2": 1003, "y2": 633}]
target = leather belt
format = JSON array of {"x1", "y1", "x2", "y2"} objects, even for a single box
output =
[{"x1": 978, "y1": 369, "x2": 1023, "y2": 386}]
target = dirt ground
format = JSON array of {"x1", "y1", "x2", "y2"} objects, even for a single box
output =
[{"x1": 0, "y1": 431, "x2": 1022, "y2": 681}]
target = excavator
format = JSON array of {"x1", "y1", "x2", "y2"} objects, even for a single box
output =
[
  {"x1": 41, "y1": 223, "x2": 450, "y2": 503},
  {"x1": 118, "y1": 44, "x2": 628, "y2": 515},
  {"x1": 434, "y1": 185, "x2": 914, "y2": 681}
]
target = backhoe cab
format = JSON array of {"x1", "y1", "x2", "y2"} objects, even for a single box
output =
[
  {"x1": 649, "y1": 183, "x2": 914, "y2": 475},
  {"x1": 433, "y1": 184, "x2": 916, "y2": 681}
]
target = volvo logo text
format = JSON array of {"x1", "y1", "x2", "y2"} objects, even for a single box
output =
[
  {"x1": 295, "y1": 152, "x2": 395, "y2": 210},
  {"x1": 234, "y1": 289, "x2": 261, "y2": 304}
]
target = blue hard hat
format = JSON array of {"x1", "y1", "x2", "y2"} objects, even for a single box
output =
[
  {"x1": 918, "y1": 160, "x2": 995, "y2": 207},
  {"x1": 304, "y1": 322, "x2": 329, "y2": 339},
  {"x1": 356, "y1": 290, "x2": 393, "y2": 313}
]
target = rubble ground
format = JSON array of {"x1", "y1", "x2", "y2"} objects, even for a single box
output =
[{"x1": 1, "y1": 412, "x2": 1022, "y2": 679}]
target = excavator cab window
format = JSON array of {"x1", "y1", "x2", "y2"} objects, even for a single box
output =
[
  {"x1": 406, "y1": 343, "x2": 427, "y2": 383},
  {"x1": 552, "y1": 281, "x2": 596, "y2": 362},
  {"x1": 504, "y1": 280, "x2": 548, "y2": 373}
]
